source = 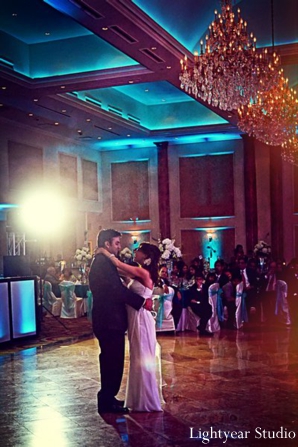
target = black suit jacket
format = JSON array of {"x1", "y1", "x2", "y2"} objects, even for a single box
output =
[
  {"x1": 234, "y1": 267, "x2": 259, "y2": 289},
  {"x1": 187, "y1": 283, "x2": 209, "y2": 307},
  {"x1": 89, "y1": 254, "x2": 145, "y2": 337},
  {"x1": 216, "y1": 273, "x2": 230, "y2": 288}
]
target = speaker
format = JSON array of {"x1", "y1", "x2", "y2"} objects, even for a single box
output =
[{"x1": 3, "y1": 256, "x2": 32, "y2": 278}]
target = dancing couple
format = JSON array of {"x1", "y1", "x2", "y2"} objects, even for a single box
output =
[{"x1": 89, "y1": 229, "x2": 164, "y2": 413}]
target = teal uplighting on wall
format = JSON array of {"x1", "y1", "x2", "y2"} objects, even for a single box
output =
[
  {"x1": 0, "y1": 204, "x2": 18, "y2": 210},
  {"x1": 191, "y1": 216, "x2": 234, "y2": 220},
  {"x1": 203, "y1": 232, "x2": 220, "y2": 269},
  {"x1": 194, "y1": 227, "x2": 233, "y2": 269},
  {"x1": 95, "y1": 134, "x2": 241, "y2": 151}
]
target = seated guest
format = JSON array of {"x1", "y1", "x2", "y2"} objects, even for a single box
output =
[
  {"x1": 158, "y1": 265, "x2": 182, "y2": 328},
  {"x1": 187, "y1": 264, "x2": 198, "y2": 287},
  {"x1": 158, "y1": 265, "x2": 169, "y2": 286},
  {"x1": 187, "y1": 273, "x2": 213, "y2": 337},
  {"x1": 179, "y1": 263, "x2": 189, "y2": 284},
  {"x1": 169, "y1": 261, "x2": 180, "y2": 287},
  {"x1": 222, "y1": 271, "x2": 242, "y2": 329},
  {"x1": 205, "y1": 271, "x2": 216, "y2": 289},
  {"x1": 60, "y1": 268, "x2": 77, "y2": 283},
  {"x1": 235, "y1": 256, "x2": 260, "y2": 320},
  {"x1": 229, "y1": 244, "x2": 246, "y2": 270},
  {"x1": 44, "y1": 266, "x2": 61, "y2": 297},
  {"x1": 214, "y1": 259, "x2": 230, "y2": 288},
  {"x1": 191, "y1": 257, "x2": 204, "y2": 273}
]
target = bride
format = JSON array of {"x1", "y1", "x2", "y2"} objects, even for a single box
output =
[{"x1": 98, "y1": 242, "x2": 164, "y2": 412}]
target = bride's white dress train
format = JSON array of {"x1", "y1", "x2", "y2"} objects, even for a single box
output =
[{"x1": 125, "y1": 279, "x2": 164, "y2": 412}]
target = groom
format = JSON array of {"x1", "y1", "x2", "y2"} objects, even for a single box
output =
[{"x1": 89, "y1": 229, "x2": 149, "y2": 414}]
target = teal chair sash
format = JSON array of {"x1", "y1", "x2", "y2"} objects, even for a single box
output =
[
  {"x1": 210, "y1": 287, "x2": 224, "y2": 322},
  {"x1": 236, "y1": 290, "x2": 248, "y2": 322},
  {"x1": 86, "y1": 290, "x2": 93, "y2": 321},
  {"x1": 59, "y1": 283, "x2": 76, "y2": 312},
  {"x1": 156, "y1": 294, "x2": 173, "y2": 329}
]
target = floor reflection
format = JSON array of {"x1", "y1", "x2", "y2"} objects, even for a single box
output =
[{"x1": 0, "y1": 324, "x2": 297, "y2": 446}]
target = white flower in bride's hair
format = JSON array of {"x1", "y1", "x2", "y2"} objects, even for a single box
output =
[{"x1": 144, "y1": 258, "x2": 152, "y2": 266}]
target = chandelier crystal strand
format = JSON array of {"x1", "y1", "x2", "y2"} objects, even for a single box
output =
[
  {"x1": 238, "y1": 74, "x2": 298, "y2": 146},
  {"x1": 179, "y1": 0, "x2": 280, "y2": 111},
  {"x1": 281, "y1": 134, "x2": 298, "y2": 166}
]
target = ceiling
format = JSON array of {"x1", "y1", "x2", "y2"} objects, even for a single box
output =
[{"x1": 0, "y1": 0, "x2": 297, "y2": 151}]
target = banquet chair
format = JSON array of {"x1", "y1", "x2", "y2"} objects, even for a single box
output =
[
  {"x1": 152, "y1": 286, "x2": 175, "y2": 332},
  {"x1": 235, "y1": 281, "x2": 248, "y2": 329},
  {"x1": 275, "y1": 280, "x2": 291, "y2": 325},
  {"x1": 43, "y1": 281, "x2": 62, "y2": 317},
  {"x1": 175, "y1": 288, "x2": 199, "y2": 332},
  {"x1": 206, "y1": 282, "x2": 223, "y2": 333},
  {"x1": 59, "y1": 280, "x2": 84, "y2": 318}
]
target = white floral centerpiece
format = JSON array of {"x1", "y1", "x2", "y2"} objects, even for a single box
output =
[
  {"x1": 120, "y1": 247, "x2": 133, "y2": 263},
  {"x1": 254, "y1": 240, "x2": 271, "y2": 257},
  {"x1": 158, "y1": 238, "x2": 182, "y2": 261},
  {"x1": 74, "y1": 246, "x2": 92, "y2": 264}
]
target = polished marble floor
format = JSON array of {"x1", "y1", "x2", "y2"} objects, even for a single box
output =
[{"x1": 0, "y1": 324, "x2": 298, "y2": 447}]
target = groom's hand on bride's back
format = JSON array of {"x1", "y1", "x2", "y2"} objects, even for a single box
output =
[{"x1": 143, "y1": 298, "x2": 153, "y2": 311}]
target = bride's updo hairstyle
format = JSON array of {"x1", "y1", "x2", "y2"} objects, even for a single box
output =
[{"x1": 137, "y1": 242, "x2": 161, "y2": 285}]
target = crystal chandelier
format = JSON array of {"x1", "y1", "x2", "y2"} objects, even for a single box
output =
[
  {"x1": 179, "y1": 0, "x2": 280, "y2": 111},
  {"x1": 238, "y1": 74, "x2": 298, "y2": 146},
  {"x1": 281, "y1": 132, "x2": 298, "y2": 167}
]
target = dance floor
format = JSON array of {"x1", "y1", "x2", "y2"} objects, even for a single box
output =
[{"x1": 0, "y1": 323, "x2": 297, "y2": 447}]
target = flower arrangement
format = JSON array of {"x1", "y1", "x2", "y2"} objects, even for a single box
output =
[
  {"x1": 120, "y1": 247, "x2": 133, "y2": 262},
  {"x1": 74, "y1": 246, "x2": 92, "y2": 263},
  {"x1": 158, "y1": 238, "x2": 182, "y2": 260},
  {"x1": 254, "y1": 240, "x2": 271, "y2": 256}
]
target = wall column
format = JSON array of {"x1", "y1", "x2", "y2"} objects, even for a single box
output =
[
  {"x1": 270, "y1": 146, "x2": 284, "y2": 259},
  {"x1": 155, "y1": 141, "x2": 171, "y2": 239},
  {"x1": 241, "y1": 134, "x2": 258, "y2": 253}
]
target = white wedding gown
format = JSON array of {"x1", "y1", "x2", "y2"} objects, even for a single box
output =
[{"x1": 125, "y1": 279, "x2": 164, "y2": 412}]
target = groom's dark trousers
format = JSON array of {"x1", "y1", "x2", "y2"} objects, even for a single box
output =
[{"x1": 89, "y1": 253, "x2": 144, "y2": 409}]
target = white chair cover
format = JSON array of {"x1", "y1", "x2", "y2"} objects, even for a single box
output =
[
  {"x1": 43, "y1": 281, "x2": 62, "y2": 317},
  {"x1": 153, "y1": 287, "x2": 175, "y2": 332},
  {"x1": 235, "y1": 281, "x2": 248, "y2": 329},
  {"x1": 275, "y1": 280, "x2": 291, "y2": 325},
  {"x1": 59, "y1": 281, "x2": 84, "y2": 319},
  {"x1": 207, "y1": 283, "x2": 221, "y2": 333},
  {"x1": 187, "y1": 307, "x2": 201, "y2": 330},
  {"x1": 176, "y1": 307, "x2": 200, "y2": 332}
]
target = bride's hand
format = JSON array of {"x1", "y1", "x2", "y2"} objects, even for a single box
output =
[
  {"x1": 96, "y1": 247, "x2": 111, "y2": 257},
  {"x1": 96, "y1": 247, "x2": 120, "y2": 266},
  {"x1": 143, "y1": 298, "x2": 153, "y2": 311}
]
